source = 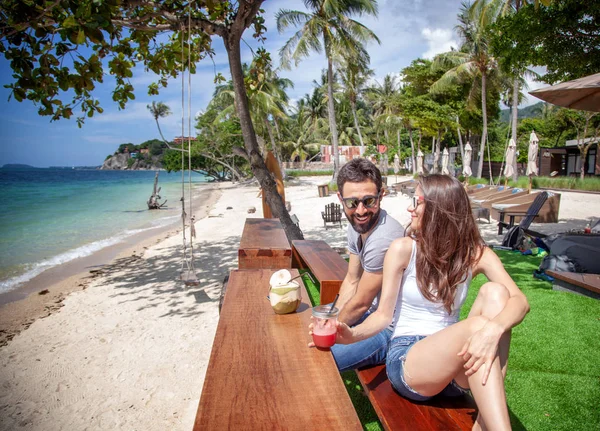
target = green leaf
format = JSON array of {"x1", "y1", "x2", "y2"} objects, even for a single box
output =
[
  {"x1": 76, "y1": 30, "x2": 86, "y2": 45},
  {"x1": 63, "y1": 16, "x2": 77, "y2": 29}
]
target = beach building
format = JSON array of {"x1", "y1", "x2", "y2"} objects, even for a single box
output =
[{"x1": 539, "y1": 137, "x2": 599, "y2": 177}]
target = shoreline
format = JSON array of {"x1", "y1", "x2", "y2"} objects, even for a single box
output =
[
  {"x1": 0, "y1": 183, "x2": 222, "y2": 347},
  {"x1": 0, "y1": 176, "x2": 597, "y2": 430}
]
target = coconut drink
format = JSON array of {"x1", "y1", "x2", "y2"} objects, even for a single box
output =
[{"x1": 269, "y1": 269, "x2": 301, "y2": 314}]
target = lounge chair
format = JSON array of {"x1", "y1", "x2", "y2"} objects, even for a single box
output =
[{"x1": 497, "y1": 191, "x2": 549, "y2": 235}]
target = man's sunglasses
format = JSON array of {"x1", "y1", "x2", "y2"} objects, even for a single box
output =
[
  {"x1": 411, "y1": 195, "x2": 424, "y2": 208},
  {"x1": 341, "y1": 194, "x2": 380, "y2": 209}
]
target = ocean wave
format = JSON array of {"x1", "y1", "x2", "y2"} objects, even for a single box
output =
[{"x1": 0, "y1": 224, "x2": 167, "y2": 294}]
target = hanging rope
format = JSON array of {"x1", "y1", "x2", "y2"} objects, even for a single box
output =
[{"x1": 178, "y1": 6, "x2": 198, "y2": 286}]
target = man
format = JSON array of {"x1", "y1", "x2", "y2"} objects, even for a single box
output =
[{"x1": 319, "y1": 158, "x2": 405, "y2": 372}]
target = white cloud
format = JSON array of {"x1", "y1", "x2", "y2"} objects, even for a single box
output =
[{"x1": 421, "y1": 28, "x2": 458, "y2": 59}]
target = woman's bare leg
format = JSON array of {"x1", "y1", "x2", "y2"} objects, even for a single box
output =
[
  {"x1": 402, "y1": 282, "x2": 512, "y2": 431},
  {"x1": 460, "y1": 282, "x2": 512, "y2": 431}
]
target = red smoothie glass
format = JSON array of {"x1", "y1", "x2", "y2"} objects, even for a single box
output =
[{"x1": 311, "y1": 305, "x2": 339, "y2": 349}]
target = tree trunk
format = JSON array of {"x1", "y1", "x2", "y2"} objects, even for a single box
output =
[
  {"x1": 456, "y1": 116, "x2": 464, "y2": 161},
  {"x1": 409, "y1": 126, "x2": 416, "y2": 174},
  {"x1": 432, "y1": 135, "x2": 439, "y2": 174},
  {"x1": 224, "y1": 32, "x2": 303, "y2": 241},
  {"x1": 326, "y1": 57, "x2": 341, "y2": 181},
  {"x1": 580, "y1": 146, "x2": 588, "y2": 180},
  {"x1": 351, "y1": 100, "x2": 365, "y2": 151},
  {"x1": 477, "y1": 72, "x2": 488, "y2": 179},
  {"x1": 511, "y1": 77, "x2": 519, "y2": 181}
]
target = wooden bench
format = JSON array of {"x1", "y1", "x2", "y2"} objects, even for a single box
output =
[
  {"x1": 194, "y1": 268, "x2": 362, "y2": 430},
  {"x1": 291, "y1": 240, "x2": 348, "y2": 305},
  {"x1": 356, "y1": 365, "x2": 477, "y2": 431},
  {"x1": 290, "y1": 239, "x2": 478, "y2": 429},
  {"x1": 238, "y1": 218, "x2": 292, "y2": 269},
  {"x1": 322, "y1": 202, "x2": 343, "y2": 229},
  {"x1": 546, "y1": 270, "x2": 600, "y2": 299}
]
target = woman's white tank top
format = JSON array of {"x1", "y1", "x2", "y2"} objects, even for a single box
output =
[{"x1": 392, "y1": 240, "x2": 472, "y2": 339}]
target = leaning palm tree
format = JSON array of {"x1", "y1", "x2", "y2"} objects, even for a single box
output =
[
  {"x1": 431, "y1": 1, "x2": 501, "y2": 178},
  {"x1": 147, "y1": 101, "x2": 172, "y2": 143},
  {"x1": 276, "y1": 0, "x2": 380, "y2": 181}
]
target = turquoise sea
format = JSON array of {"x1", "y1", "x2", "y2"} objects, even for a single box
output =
[{"x1": 0, "y1": 168, "x2": 208, "y2": 294}]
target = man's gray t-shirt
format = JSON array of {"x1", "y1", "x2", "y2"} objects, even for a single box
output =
[{"x1": 347, "y1": 209, "x2": 405, "y2": 312}]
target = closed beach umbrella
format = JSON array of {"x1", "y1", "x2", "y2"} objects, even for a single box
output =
[
  {"x1": 393, "y1": 153, "x2": 400, "y2": 183},
  {"x1": 463, "y1": 143, "x2": 472, "y2": 178},
  {"x1": 441, "y1": 148, "x2": 450, "y2": 175},
  {"x1": 527, "y1": 131, "x2": 539, "y2": 193},
  {"x1": 529, "y1": 72, "x2": 600, "y2": 112},
  {"x1": 504, "y1": 139, "x2": 516, "y2": 181},
  {"x1": 416, "y1": 150, "x2": 424, "y2": 175},
  {"x1": 526, "y1": 131, "x2": 539, "y2": 176}
]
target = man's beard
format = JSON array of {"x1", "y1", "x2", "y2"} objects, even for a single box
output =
[{"x1": 346, "y1": 208, "x2": 381, "y2": 234}]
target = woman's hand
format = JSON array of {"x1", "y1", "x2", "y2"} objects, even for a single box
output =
[
  {"x1": 307, "y1": 317, "x2": 355, "y2": 347},
  {"x1": 458, "y1": 321, "x2": 504, "y2": 385}
]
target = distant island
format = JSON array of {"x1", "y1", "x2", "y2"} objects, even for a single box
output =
[
  {"x1": 1, "y1": 164, "x2": 40, "y2": 170},
  {"x1": 102, "y1": 139, "x2": 167, "y2": 170},
  {"x1": 1, "y1": 164, "x2": 101, "y2": 170}
]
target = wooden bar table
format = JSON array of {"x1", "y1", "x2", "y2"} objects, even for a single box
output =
[
  {"x1": 238, "y1": 218, "x2": 292, "y2": 269},
  {"x1": 194, "y1": 269, "x2": 362, "y2": 431}
]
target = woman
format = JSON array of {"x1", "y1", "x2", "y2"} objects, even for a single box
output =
[{"x1": 335, "y1": 175, "x2": 529, "y2": 431}]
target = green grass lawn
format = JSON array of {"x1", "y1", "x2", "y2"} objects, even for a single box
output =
[{"x1": 301, "y1": 250, "x2": 600, "y2": 430}]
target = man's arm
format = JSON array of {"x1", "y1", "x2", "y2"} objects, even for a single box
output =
[{"x1": 337, "y1": 254, "x2": 382, "y2": 326}]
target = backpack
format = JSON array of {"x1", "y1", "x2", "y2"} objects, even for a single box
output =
[
  {"x1": 538, "y1": 254, "x2": 579, "y2": 274},
  {"x1": 501, "y1": 226, "x2": 525, "y2": 249}
]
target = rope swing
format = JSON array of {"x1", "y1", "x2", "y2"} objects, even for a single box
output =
[{"x1": 178, "y1": 8, "x2": 199, "y2": 286}]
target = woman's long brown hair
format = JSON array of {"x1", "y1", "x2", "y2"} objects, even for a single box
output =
[{"x1": 412, "y1": 175, "x2": 485, "y2": 313}]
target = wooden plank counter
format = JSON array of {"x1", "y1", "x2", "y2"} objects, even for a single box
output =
[
  {"x1": 194, "y1": 268, "x2": 362, "y2": 431},
  {"x1": 238, "y1": 218, "x2": 292, "y2": 269}
]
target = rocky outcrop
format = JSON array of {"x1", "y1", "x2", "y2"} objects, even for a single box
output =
[{"x1": 101, "y1": 153, "x2": 163, "y2": 170}]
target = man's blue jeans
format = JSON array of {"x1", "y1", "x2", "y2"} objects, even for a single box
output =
[{"x1": 331, "y1": 326, "x2": 392, "y2": 372}]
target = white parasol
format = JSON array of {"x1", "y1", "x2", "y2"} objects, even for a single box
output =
[
  {"x1": 526, "y1": 131, "x2": 539, "y2": 192},
  {"x1": 416, "y1": 150, "x2": 424, "y2": 175},
  {"x1": 393, "y1": 153, "x2": 400, "y2": 182},
  {"x1": 463, "y1": 143, "x2": 472, "y2": 178},
  {"x1": 504, "y1": 139, "x2": 516, "y2": 184},
  {"x1": 441, "y1": 148, "x2": 450, "y2": 175}
]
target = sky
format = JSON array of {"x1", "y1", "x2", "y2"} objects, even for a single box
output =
[{"x1": 0, "y1": 0, "x2": 548, "y2": 168}]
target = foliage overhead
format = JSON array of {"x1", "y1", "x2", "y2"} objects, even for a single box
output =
[
  {"x1": 490, "y1": 0, "x2": 600, "y2": 84},
  {"x1": 0, "y1": 0, "x2": 266, "y2": 126}
]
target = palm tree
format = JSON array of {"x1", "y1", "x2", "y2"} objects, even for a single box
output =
[
  {"x1": 147, "y1": 101, "x2": 172, "y2": 144},
  {"x1": 276, "y1": 0, "x2": 380, "y2": 181},
  {"x1": 431, "y1": 1, "x2": 501, "y2": 178},
  {"x1": 339, "y1": 55, "x2": 374, "y2": 150},
  {"x1": 366, "y1": 74, "x2": 401, "y2": 149},
  {"x1": 475, "y1": 0, "x2": 552, "y2": 180}
]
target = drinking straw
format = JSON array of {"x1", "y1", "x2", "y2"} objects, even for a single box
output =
[{"x1": 329, "y1": 294, "x2": 340, "y2": 314}]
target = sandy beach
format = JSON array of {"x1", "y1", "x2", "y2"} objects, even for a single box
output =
[{"x1": 0, "y1": 175, "x2": 598, "y2": 431}]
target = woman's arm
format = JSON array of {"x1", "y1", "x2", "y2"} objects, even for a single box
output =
[
  {"x1": 459, "y1": 247, "x2": 530, "y2": 381},
  {"x1": 335, "y1": 237, "x2": 413, "y2": 344},
  {"x1": 475, "y1": 247, "x2": 530, "y2": 331}
]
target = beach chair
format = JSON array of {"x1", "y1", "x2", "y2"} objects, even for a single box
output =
[
  {"x1": 321, "y1": 203, "x2": 342, "y2": 229},
  {"x1": 498, "y1": 191, "x2": 549, "y2": 234}
]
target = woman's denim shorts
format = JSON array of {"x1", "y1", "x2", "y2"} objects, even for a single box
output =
[{"x1": 386, "y1": 335, "x2": 470, "y2": 402}]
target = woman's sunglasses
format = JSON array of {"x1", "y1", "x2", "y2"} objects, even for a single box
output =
[
  {"x1": 411, "y1": 195, "x2": 424, "y2": 208},
  {"x1": 341, "y1": 194, "x2": 380, "y2": 209}
]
